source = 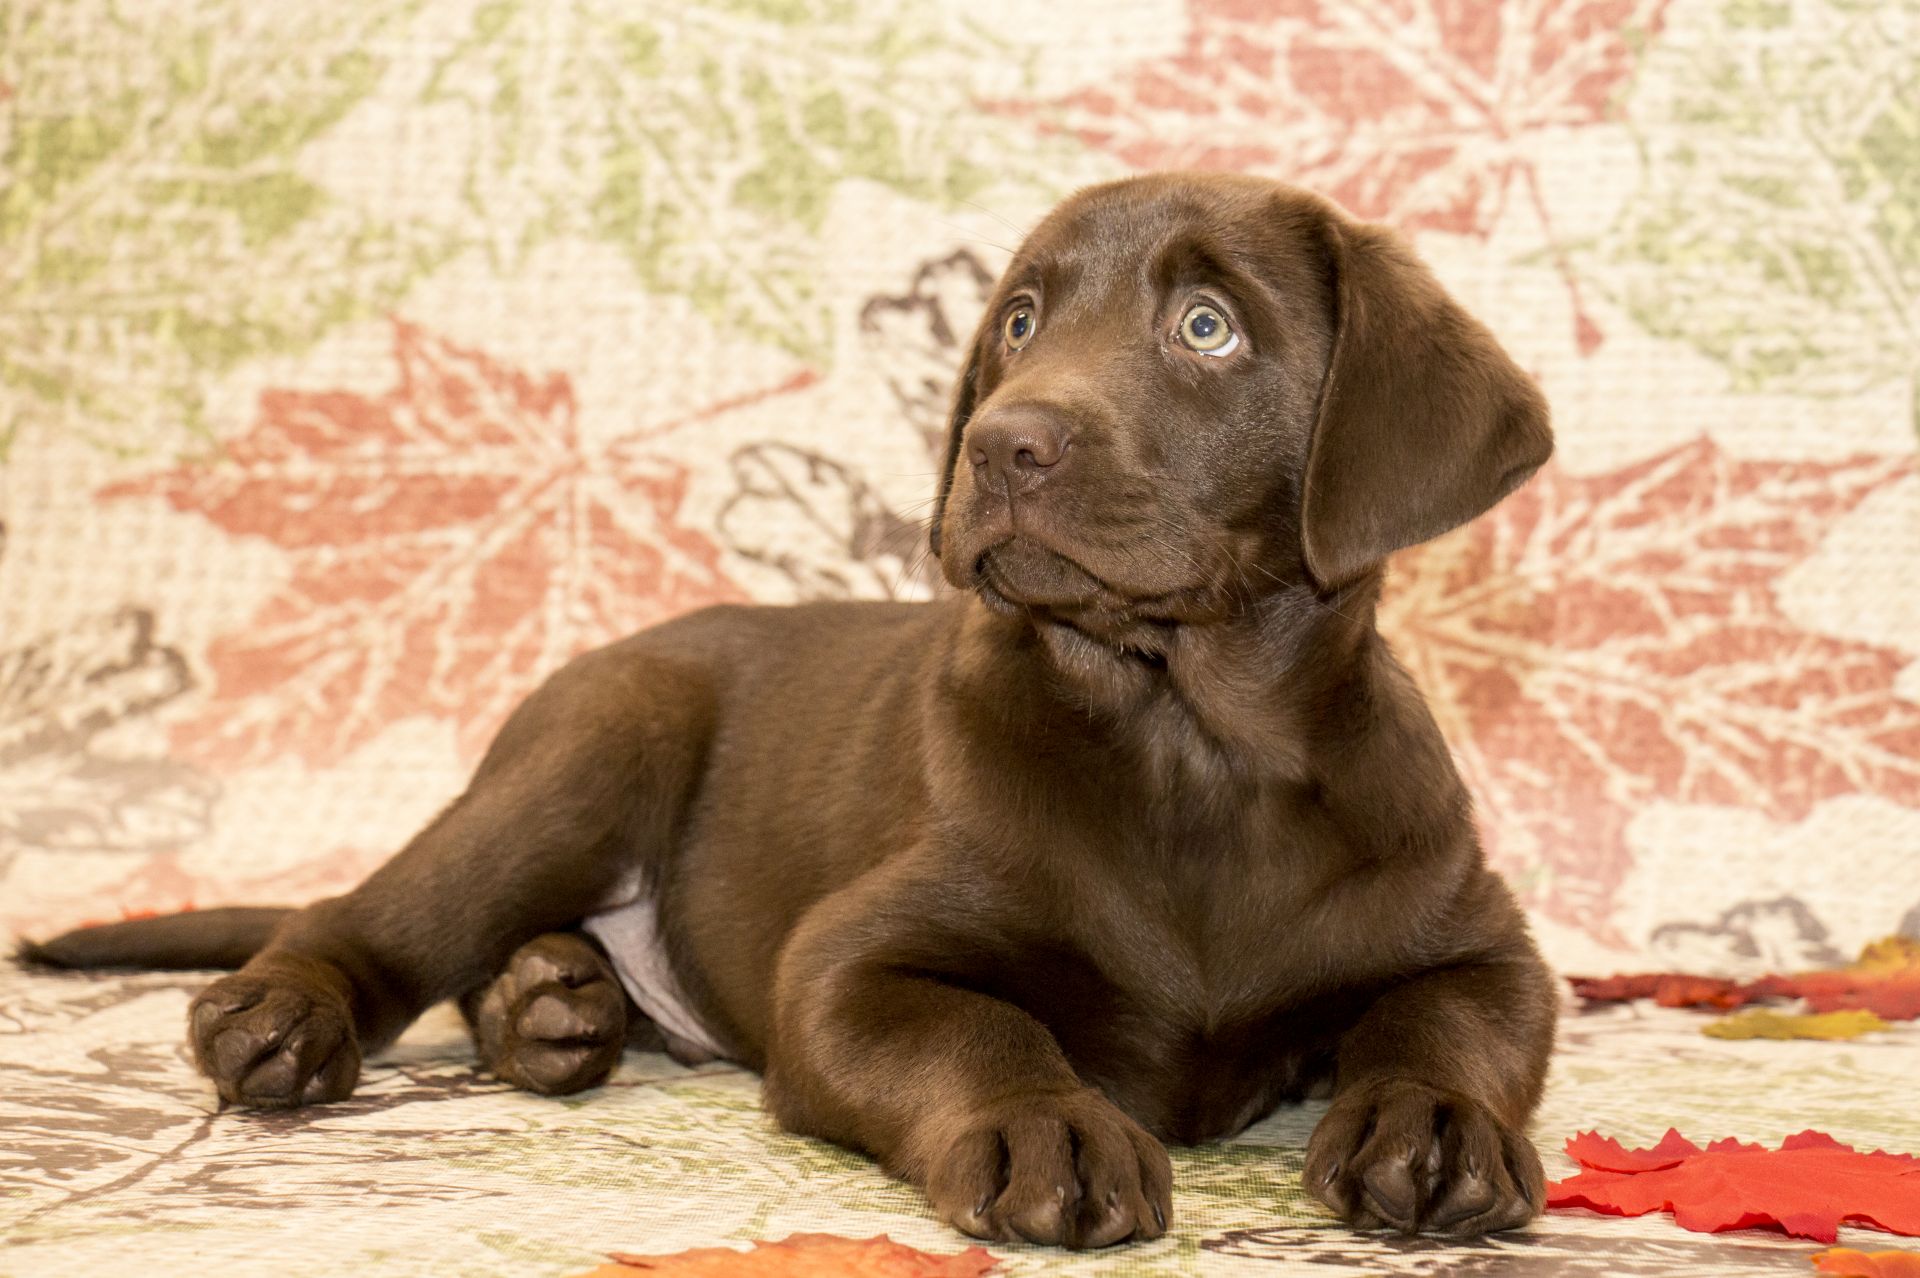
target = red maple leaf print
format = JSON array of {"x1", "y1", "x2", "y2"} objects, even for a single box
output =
[
  {"x1": 104, "y1": 321, "x2": 810, "y2": 768},
  {"x1": 991, "y1": 0, "x2": 1667, "y2": 351},
  {"x1": 1378, "y1": 439, "x2": 1920, "y2": 939}
]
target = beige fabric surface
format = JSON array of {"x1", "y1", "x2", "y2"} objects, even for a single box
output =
[{"x1": 4, "y1": 0, "x2": 1918, "y2": 1272}]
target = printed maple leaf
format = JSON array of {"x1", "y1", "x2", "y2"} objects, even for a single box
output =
[
  {"x1": 0, "y1": 606, "x2": 217, "y2": 912},
  {"x1": 101, "y1": 320, "x2": 805, "y2": 768},
  {"x1": 1378, "y1": 439, "x2": 1920, "y2": 938},
  {"x1": 419, "y1": 0, "x2": 1065, "y2": 359},
  {"x1": 1589, "y1": 0, "x2": 1920, "y2": 429},
  {"x1": 858, "y1": 249, "x2": 1000, "y2": 458},
  {"x1": 711, "y1": 250, "x2": 999, "y2": 605},
  {"x1": 990, "y1": 0, "x2": 1669, "y2": 350},
  {"x1": 1649, "y1": 896, "x2": 1846, "y2": 976},
  {"x1": 718, "y1": 443, "x2": 940, "y2": 602},
  {"x1": 0, "y1": 0, "x2": 447, "y2": 457}
]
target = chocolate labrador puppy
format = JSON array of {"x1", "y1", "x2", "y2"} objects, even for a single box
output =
[{"x1": 26, "y1": 173, "x2": 1557, "y2": 1249}]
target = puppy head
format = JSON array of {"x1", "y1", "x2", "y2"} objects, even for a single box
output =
[{"x1": 930, "y1": 174, "x2": 1550, "y2": 637}]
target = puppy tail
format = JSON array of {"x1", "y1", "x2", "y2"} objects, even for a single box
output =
[{"x1": 15, "y1": 907, "x2": 292, "y2": 972}]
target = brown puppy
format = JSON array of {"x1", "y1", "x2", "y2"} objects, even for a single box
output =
[{"x1": 26, "y1": 173, "x2": 1557, "y2": 1249}]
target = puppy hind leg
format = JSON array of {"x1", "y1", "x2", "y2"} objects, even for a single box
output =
[
  {"x1": 187, "y1": 644, "x2": 718, "y2": 1108},
  {"x1": 462, "y1": 931, "x2": 632, "y2": 1095}
]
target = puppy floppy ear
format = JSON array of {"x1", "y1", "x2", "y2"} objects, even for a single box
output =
[
  {"x1": 927, "y1": 322, "x2": 987, "y2": 557},
  {"x1": 1300, "y1": 214, "x2": 1552, "y2": 590}
]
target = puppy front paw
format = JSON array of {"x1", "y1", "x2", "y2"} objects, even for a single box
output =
[
  {"x1": 1304, "y1": 1079, "x2": 1541, "y2": 1236},
  {"x1": 926, "y1": 1088, "x2": 1171, "y2": 1249},
  {"x1": 189, "y1": 970, "x2": 359, "y2": 1108}
]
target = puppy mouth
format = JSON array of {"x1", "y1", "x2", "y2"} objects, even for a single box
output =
[{"x1": 974, "y1": 540, "x2": 1108, "y2": 614}]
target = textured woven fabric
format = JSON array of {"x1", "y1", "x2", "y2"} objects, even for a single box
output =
[
  {"x1": 3, "y1": 0, "x2": 1918, "y2": 1271},
  {"x1": 7, "y1": 965, "x2": 1919, "y2": 1275}
]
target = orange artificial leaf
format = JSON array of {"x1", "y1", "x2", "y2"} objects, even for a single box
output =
[
  {"x1": 1753, "y1": 937, "x2": 1920, "y2": 1021},
  {"x1": 1813, "y1": 1247, "x2": 1920, "y2": 1277},
  {"x1": 1701, "y1": 1009, "x2": 1889, "y2": 1041},
  {"x1": 571, "y1": 1234, "x2": 999, "y2": 1277},
  {"x1": 1547, "y1": 1130, "x2": 1920, "y2": 1242}
]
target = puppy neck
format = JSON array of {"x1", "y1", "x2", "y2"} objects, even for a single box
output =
[
  {"x1": 1162, "y1": 575, "x2": 1378, "y2": 752},
  {"x1": 962, "y1": 569, "x2": 1381, "y2": 765}
]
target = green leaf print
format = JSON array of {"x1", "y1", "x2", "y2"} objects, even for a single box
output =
[
  {"x1": 0, "y1": 0, "x2": 448, "y2": 457},
  {"x1": 1593, "y1": 0, "x2": 1920, "y2": 429},
  {"x1": 420, "y1": 0, "x2": 1058, "y2": 360}
]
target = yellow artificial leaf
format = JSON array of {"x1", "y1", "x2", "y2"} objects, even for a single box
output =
[
  {"x1": 1701, "y1": 1009, "x2": 1889, "y2": 1041},
  {"x1": 1850, "y1": 936, "x2": 1920, "y2": 977}
]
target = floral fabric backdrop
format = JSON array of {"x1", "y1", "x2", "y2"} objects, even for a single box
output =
[{"x1": 3, "y1": 0, "x2": 1918, "y2": 1273}]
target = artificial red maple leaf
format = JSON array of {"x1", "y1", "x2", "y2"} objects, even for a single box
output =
[
  {"x1": 1546, "y1": 1129, "x2": 1920, "y2": 1243},
  {"x1": 1572, "y1": 937, "x2": 1920, "y2": 1020},
  {"x1": 575, "y1": 1233, "x2": 999, "y2": 1277},
  {"x1": 990, "y1": 0, "x2": 1669, "y2": 350},
  {"x1": 1378, "y1": 439, "x2": 1920, "y2": 940},
  {"x1": 103, "y1": 321, "x2": 811, "y2": 767},
  {"x1": 1567, "y1": 973, "x2": 1749, "y2": 1009}
]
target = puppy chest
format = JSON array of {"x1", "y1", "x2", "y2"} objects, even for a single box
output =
[
  {"x1": 980, "y1": 942, "x2": 1353, "y2": 1143},
  {"x1": 1057, "y1": 994, "x2": 1348, "y2": 1144}
]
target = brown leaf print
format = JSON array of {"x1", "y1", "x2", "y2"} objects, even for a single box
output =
[
  {"x1": 858, "y1": 249, "x2": 998, "y2": 458},
  {"x1": 1649, "y1": 896, "x2": 1846, "y2": 975},
  {"x1": 990, "y1": 0, "x2": 1669, "y2": 350},
  {"x1": 1380, "y1": 439, "x2": 1920, "y2": 938},
  {"x1": 0, "y1": 606, "x2": 216, "y2": 929},
  {"x1": 718, "y1": 443, "x2": 939, "y2": 602},
  {"x1": 103, "y1": 321, "x2": 813, "y2": 768}
]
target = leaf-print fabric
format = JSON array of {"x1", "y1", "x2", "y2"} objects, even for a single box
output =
[
  {"x1": 99, "y1": 322, "x2": 782, "y2": 766},
  {"x1": 3, "y1": 0, "x2": 1918, "y2": 1271},
  {"x1": 1379, "y1": 441, "x2": 1920, "y2": 934}
]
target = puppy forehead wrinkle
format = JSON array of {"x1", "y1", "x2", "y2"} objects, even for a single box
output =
[
  {"x1": 1144, "y1": 233, "x2": 1281, "y2": 312},
  {"x1": 1024, "y1": 187, "x2": 1310, "y2": 320}
]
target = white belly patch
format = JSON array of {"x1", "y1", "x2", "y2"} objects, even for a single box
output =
[{"x1": 582, "y1": 894, "x2": 726, "y2": 1064}]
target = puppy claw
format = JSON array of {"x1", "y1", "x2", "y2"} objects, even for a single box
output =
[
  {"x1": 188, "y1": 970, "x2": 360, "y2": 1109},
  {"x1": 927, "y1": 1089, "x2": 1170, "y2": 1249},
  {"x1": 466, "y1": 933, "x2": 627, "y2": 1096},
  {"x1": 1307, "y1": 1080, "x2": 1542, "y2": 1237}
]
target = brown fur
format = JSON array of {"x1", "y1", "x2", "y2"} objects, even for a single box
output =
[{"x1": 26, "y1": 174, "x2": 1558, "y2": 1249}]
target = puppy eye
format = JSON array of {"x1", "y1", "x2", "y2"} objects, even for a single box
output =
[
  {"x1": 1004, "y1": 308, "x2": 1036, "y2": 351},
  {"x1": 1178, "y1": 303, "x2": 1238, "y2": 357}
]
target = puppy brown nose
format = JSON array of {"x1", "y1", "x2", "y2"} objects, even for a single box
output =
[{"x1": 966, "y1": 407, "x2": 1070, "y2": 496}]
